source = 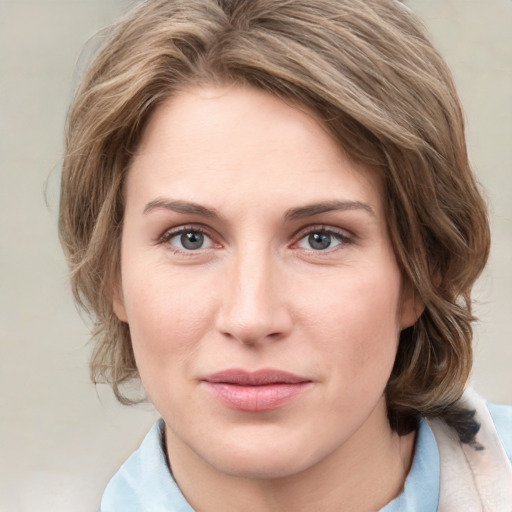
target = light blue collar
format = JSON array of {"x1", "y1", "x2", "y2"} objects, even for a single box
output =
[
  {"x1": 101, "y1": 417, "x2": 440, "y2": 511},
  {"x1": 381, "y1": 417, "x2": 440, "y2": 511}
]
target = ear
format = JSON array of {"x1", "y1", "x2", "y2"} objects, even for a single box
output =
[
  {"x1": 112, "y1": 281, "x2": 128, "y2": 323},
  {"x1": 399, "y1": 283, "x2": 424, "y2": 330}
]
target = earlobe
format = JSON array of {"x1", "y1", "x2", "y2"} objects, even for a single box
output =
[
  {"x1": 399, "y1": 286, "x2": 424, "y2": 330},
  {"x1": 112, "y1": 284, "x2": 128, "y2": 323}
]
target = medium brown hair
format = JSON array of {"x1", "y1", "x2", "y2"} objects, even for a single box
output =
[{"x1": 59, "y1": 0, "x2": 490, "y2": 437}]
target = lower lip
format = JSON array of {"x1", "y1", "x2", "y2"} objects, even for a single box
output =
[{"x1": 203, "y1": 382, "x2": 311, "y2": 412}]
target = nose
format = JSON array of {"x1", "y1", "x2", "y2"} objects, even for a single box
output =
[{"x1": 215, "y1": 248, "x2": 293, "y2": 345}]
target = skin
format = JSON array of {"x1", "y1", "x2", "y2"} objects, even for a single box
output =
[{"x1": 114, "y1": 84, "x2": 419, "y2": 512}]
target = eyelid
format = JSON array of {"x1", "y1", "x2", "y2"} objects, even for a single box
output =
[
  {"x1": 291, "y1": 224, "x2": 354, "y2": 252},
  {"x1": 157, "y1": 224, "x2": 220, "y2": 251},
  {"x1": 293, "y1": 224, "x2": 353, "y2": 242}
]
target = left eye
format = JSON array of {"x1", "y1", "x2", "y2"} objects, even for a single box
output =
[
  {"x1": 166, "y1": 229, "x2": 214, "y2": 251},
  {"x1": 297, "y1": 230, "x2": 346, "y2": 251}
]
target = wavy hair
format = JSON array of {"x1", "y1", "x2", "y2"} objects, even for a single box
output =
[{"x1": 59, "y1": 0, "x2": 490, "y2": 439}]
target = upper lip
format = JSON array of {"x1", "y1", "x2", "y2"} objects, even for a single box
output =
[{"x1": 203, "y1": 369, "x2": 311, "y2": 386}]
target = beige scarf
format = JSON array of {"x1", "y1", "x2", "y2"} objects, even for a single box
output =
[{"x1": 428, "y1": 389, "x2": 512, "y2": 512}]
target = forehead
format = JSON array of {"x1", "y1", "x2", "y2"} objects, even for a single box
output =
[{"x1": 128, "y1": 84, "x2": 384, "y2": 219}]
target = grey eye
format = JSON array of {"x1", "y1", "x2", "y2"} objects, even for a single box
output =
[
  {"x1": 296, "y1": 229, "x2": 346, "y2": 251},
  {"x1": 180, "y1": 231, "x2": 204, "y2": 250},
  {"x1": 308, "y1": 232, "x2": 332, "y2": 250},
  {"x1": 167, "y1": 229, "x2": 213, "y2": 251}
]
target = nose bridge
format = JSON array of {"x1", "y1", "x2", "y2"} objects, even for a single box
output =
[{"x1": 216, "y1": 243, "x2": 290, "y2": 344}]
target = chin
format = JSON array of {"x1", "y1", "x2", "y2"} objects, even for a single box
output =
[
  {"x1": 197, "y1": 430, "x2": 327, "y2": 480},
  {"x1": 211, "y1": 450, "x2": 313, "y2": 480}
]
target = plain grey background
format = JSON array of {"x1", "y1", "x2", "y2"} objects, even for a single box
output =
[{"x1": 1, "y1": 1, "x2": 511, "y2": 510}]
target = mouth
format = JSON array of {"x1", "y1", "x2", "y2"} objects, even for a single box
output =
[{"x1": 201, "y1": 369, "x2": 313, "y2": 412}]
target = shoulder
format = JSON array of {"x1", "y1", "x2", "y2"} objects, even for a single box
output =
[
  {"x1": 487, "y1": 400, "x2": 512, "y2": 464},
  {"x1": 426, "y1": 390, "x2": 512, "y2": 510},
  {"x1": 461, "y1": 388, "x2": 512, "y2": 461},
  {"x1": 99, "y1": 419, "x2": 193, "y2": 512},
  {"x1": 458, "y1": 388, "x2": 512, "y2": 463}
]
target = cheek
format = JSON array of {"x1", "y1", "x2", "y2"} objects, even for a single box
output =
[
  {"x1": 302, "y1": 264, "x2": 402, "y2": 381},
  {"x1": 120, "y1": 263, "x2": 216, "y2": 372}
]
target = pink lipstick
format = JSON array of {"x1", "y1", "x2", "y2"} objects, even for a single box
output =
[{"x1": 202, "y1": 369, "x2": 312, "y2": 412}]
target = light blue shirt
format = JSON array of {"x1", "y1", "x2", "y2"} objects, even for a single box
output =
[{"x1": 100, "y1": 403, "x2": 512, "y2": 512}]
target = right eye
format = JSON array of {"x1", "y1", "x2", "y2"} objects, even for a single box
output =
[{"x1": 162, "y1": 228, "x2": 214, "y2": 251}]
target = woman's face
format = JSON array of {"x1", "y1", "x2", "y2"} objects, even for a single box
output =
[{"x1": 115, "y1": 85, "x2": 417, "y2": 479}]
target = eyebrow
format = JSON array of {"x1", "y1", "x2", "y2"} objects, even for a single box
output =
[
  {"x1": 143, "y1": 198, "x2": 220, "y2": 217},
  {"x1": 284, "y1": 200, "x2": 375, "y2": 220},
  {"x1": 143, "y1": 198, "x2": 375, "y2": 220}
]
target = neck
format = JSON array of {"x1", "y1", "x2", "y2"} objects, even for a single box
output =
[{"x1": 165, "y1": 398, "x2": 416, "y2": 512}]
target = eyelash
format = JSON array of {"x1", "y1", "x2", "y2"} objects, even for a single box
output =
[
  {"x1": 293, "y1": 225, "x2": 353, "y2": 253},
  {"x1": 158, "y1": 225, "x2": 215, "y2": 254},
  {"x1": 157, "y1": 224, "x2": 353, "y2": 254}
]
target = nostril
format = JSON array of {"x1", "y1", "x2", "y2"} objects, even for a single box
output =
[{"x1": 214, "y1": 273, "x2": 293, "y2": 344}]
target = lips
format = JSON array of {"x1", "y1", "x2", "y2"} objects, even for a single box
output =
[{"x1": 202, "y1": 369, "x2": 312, "y2": 412}]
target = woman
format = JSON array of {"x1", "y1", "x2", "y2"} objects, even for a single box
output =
[{"x1": 59, "y1": 0, "x2": 512, "y2": 510}]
